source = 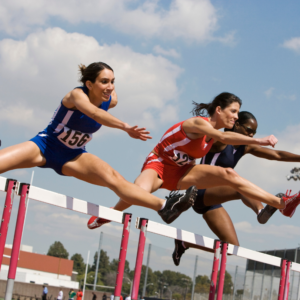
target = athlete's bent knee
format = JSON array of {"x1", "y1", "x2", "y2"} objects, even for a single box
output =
[
  {"x1": 105, "y1": 169, "x2": 126, "y2": 189},
  {"x1": 222, "y1": 168, "x2": 240, "y2": 181}
]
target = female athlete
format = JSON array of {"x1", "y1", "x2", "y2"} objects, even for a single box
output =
[
  {"x1": 0, "y1": 62, "x2": 197, "y2": 224},
  {"x1": 88, "y1": 93, "x2": 299, "y2": 229},
  {"x1": 172, "y1": 111, "x2": 300, "y2": 266}
]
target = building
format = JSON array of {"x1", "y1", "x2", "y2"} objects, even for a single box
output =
[
  {"x1": 0, "y1": 245, "x2": 79, "y2": 288},
  {"x1": 243, "y1": 247, "x2": 300, "y2": 300}
]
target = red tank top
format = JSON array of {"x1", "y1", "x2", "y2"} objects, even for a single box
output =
[{"x1": 153, "y1": 117, "x2": 214, "y2": 167}]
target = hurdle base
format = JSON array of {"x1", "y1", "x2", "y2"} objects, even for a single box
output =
[{"x1": 5, "y1": 278, "x2": 14, "y2": 300}]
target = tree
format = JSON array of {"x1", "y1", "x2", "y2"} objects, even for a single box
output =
[
  {"x1": 223, "y1": 271, "x2": 233, "y2": 294},
  {"x1": 47, "y1": 241, "x2": 69, "y2": 259},
  {"x1": 195, "y1": 275, "x2": 210, "y2": 293},
  {"x1": 110, "y1": 258, "x2": 130, "y2": 274},
  {"x1": 90, "y1": 249, "x2": 112, "y2": 285},
  {"x1": 71, "y1": 253, "x2": 85, "y2": 275}
]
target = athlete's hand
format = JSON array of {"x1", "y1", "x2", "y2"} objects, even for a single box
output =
[
  {"x1": 257, "y1": 135, "x2": 278, "y2": 147},
  {"x1": 124, "y1": 124, "x2": 152, "y2": 141}
]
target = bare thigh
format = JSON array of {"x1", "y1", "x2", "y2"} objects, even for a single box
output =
[
  {"x1": 113, "y1": 169, "x2": 163, "y2": 211},
  {"x1": 0, "y1": 141, "x2": 46, "y2": 173},
  {"x1": 134, "y1": 169, "x2": 163, "y2": 193},
  {"x1": 185, "y1": 206, "x2": 239, "y2": 253},
  {"x1": 177, "y1": 164, "x2": 283, "y2": 209},
  {"x1": 62, "y1": 153, "x2": 165, "y2": 211},
  {"x1": 62, "y1": 153, "x2": 125, "y2": 186},
  {"x1": 203, "y1": 186, "x2": 241, "y2": 206},
  {"x1": 203, "y1": 186, "x2": 263, "y2": 214},
  {"x1": 203, "y1": 206, "x2": 239, "y2": 245},
  {"x1": 177, "y1": 164, "x2": 236, "y2": 190}
]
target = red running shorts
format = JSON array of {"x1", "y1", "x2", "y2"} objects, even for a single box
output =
[{"x1": 141, "y1": 152, "x2": 192, "y2": 191}]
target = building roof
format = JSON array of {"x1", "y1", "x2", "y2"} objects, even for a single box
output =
[{"x1": 3, "y1": 248, "x2": 74, "y2": 276}]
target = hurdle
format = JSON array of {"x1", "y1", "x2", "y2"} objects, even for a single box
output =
[
  {"x1": 0, "y1": 176, "x2": 131, "y2": 300},
  {"x1": 131, "y1": 218, "x2": 300, "y2": 300}
]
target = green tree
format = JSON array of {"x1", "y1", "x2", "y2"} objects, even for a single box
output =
[
  {"x1": 195, "y1": 275, "x2": 210, "y2": 293},
  {"x1": 47, "y1": 241, "x2": 69, "y2": 259},
  {"x1": 216, "y1": 270, "x2": 233, "y2": 294},
  {"x1": 110, "y1": 259, "x2": 130, "y2": 274},
  {"x1": 91, "y1": 250, "x2": 111, "y2": 285},
  {"x1": 137, "y1": 265, "x2": 158, "y2": 296},
  {"x1": 223, "y1": 271, "x2": 233, "y2": 294},
  {"x1": 71, "y1": 253, "x2": 85, "y2": 275}
]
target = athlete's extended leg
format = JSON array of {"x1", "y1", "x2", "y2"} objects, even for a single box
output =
[
  {"x1": 88, "y1": 169, "x2": 162, "y2": 229},
  {"x1": 63, "y1": 153, "x2": 197, "y2": 223},
  {"x1": 172, "y1": 206, "x2": 239, "y2": 265},
  {"x1": 202, "y1": 186, "x2": 263, "y2": 214},
  {"x1": 0, "y1": 141, "x2": 46, "y2": 173},
  {"x1": 177, "y1": 165, "x2": 285, "y2": 209},
  {"x1": 113, "y1": 169, "x2": 163, "y2": 210}
]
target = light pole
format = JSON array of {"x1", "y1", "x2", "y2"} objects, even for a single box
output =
[
  {"x1": 182, "y1": 278, "x2": 191, "y2": 300},
  {"x1": 143, "y1": 283, "x2": 153, "y2": 297},
  {"x1": 123, "y1": 277, "x2": 133, "y2": 296},
  {"x1": 158, "y1": 280, "x2": 168, "y2": 298}
]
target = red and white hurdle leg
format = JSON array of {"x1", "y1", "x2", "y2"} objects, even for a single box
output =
[
  {"x1": 4, "y1": 183, "x2": 30, "y2": 300},
  {"x1": 114, "y1": 213, "x2": 132, "y2": 300},
  {"x1": 0, "y1": 179, "x2": 17, "y2": 270}
]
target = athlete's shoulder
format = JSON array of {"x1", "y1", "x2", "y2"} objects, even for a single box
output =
[{"x1": 185, "y1": 116, "x2": 212, "y2": 127}]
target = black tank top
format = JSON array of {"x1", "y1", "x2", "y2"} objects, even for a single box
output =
[{"x1": 200, "y1": 144, "x2": 246, "y2": 168}]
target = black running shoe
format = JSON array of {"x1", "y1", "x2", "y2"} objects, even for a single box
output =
[
  {"x1": 158, "y1": 186, "x2": 197, "y2": 224},
  {"x1": 172, "y1": 239, "x2": 188, "y2": 266},
  {"x1": 257, "y1": 193, "x2": 283, "y2": 224}
]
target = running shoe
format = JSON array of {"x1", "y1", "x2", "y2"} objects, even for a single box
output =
[
  {"x1": 172, "y1": 239, "x2": 188, "y2": 266},
  {"x1": 280, "y1": 191, "x2": 300, "y2": 217},
  {"x1": 158, "y1": 186, "x2": 197, "y2": 224},
  {"x1": 257, "y1": 193, "x2": 283, "y2": 224},
  {"x1": 87, "y1": 207, "x2": 113, "y2": 229}
]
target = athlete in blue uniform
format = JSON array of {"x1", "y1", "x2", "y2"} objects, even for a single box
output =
[
  {"x1": 173, "y1": 111, "x2": 300, "y2": 265},
  {"x1": 0, "y1": 62, "x2": 197, "y2": 224}
]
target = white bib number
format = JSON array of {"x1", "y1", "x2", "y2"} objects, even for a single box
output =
[
  {"x1": 170, "y1": 150, "x2": 195, "y2": 166},
  {"x1": 58, "y1": 127, "x2": 92, "y2": 149}
]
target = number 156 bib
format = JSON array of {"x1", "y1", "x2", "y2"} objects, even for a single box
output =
[{"x1": 57, "y1": 126, "x2": 92, "y2": 149}]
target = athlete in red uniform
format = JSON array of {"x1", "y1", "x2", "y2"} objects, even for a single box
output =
[{"x1": 88, "y1": 92, "x2": 299, "y2": 229}]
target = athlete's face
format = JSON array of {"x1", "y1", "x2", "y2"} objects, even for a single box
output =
[
  {"x1": 235, "y1": 118, "x2": 258, "y2": 137},
  {"x1": 217, "y1": 102, "x2": 240, "y2": 129},
  {"x1": 87, "y1": 69, "x2": 115, "y2": 102}
]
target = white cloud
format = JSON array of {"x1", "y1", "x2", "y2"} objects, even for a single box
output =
[
  {"x1": 235, "y1": 221, "x2": 300, "y2": 239},
  {"x1": 277, "y1": 94, "x2": 296, "y2": 101},
  {"x1": 0, "y1": 28, "x2": 182, "y2": 132},
  {"x1": 153, "y1": 45, "x2": 180, "y2": 58},
  {"x1": 234, "y1": 122, "x2": 300, "y2": 194},
  {"x1": 264, "y1": 87, "x2": 274, "y2": 98},
  {"x1": 282, "y1": 37, "x2": 300, "y2": 54},
  {"x1": 0, "y1": 0, "x2": 226, "y2": 43}
]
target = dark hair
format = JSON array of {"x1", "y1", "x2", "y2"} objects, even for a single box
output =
[
  {"x1": 79, "y1": 62, "x2": 113, "y2": 86},
  {"x1": 191, "y1": 92, "x2": 242, "y2": 117},
  {"x1": 225, "y1": 111, "x2": 257, "y2": 132}
]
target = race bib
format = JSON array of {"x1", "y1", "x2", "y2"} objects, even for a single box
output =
[
  {"x1": 57, "y1": 126, "x2": 92, "y2": 149},
  {"x1": 170, "y1": 150, "x2": 195, "y2": 166}
]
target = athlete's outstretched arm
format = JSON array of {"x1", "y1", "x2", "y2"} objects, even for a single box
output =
[
  {"x1": 245, "y1": 144, "x2": 300, "y2": 161},
  {"x1": 183, "y1": 117, "x2": 278, "y2": 147},
  {"x1": 69, "y1": 89, "x2": 152, "y2": 141}
]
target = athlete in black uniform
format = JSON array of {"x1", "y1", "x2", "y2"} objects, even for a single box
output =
[{"x1": 173, "y1": 111, "x2": 300, "y2": 265}]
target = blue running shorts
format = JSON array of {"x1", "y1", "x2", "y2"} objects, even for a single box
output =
[
  {"x1": 30, "y1": 133, "x2": 87, "y2": 176},
  {"x1": 192, "y1": 189, "x2": 222, "y2": 215}
]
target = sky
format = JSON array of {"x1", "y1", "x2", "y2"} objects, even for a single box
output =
[{"x1": 1, "y1": 0, "x2": 300, "y2": 278}]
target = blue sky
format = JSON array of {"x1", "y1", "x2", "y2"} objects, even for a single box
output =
[{"x1": 1, "y1": 0, "x2": 300, "y2": 273}]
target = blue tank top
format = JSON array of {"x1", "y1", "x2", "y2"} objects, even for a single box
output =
[
  {"x1": 43, "y1": 86, "x2": 111, "y2": 149},
  {"x1": 200, "y1": 144, "x2": 246, "y2": 168}
]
